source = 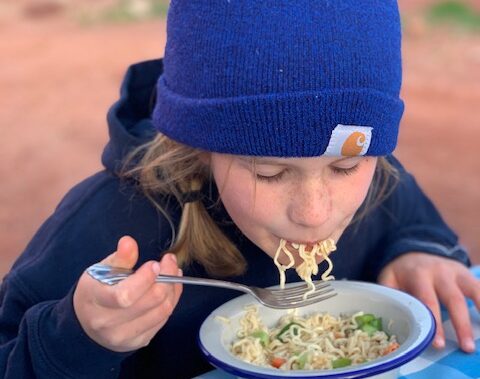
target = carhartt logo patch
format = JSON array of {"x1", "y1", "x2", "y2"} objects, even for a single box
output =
[{"x1": 324, "y1": 124, "x2": 372, "y2": 156}]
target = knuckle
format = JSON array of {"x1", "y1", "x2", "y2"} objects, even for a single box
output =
[
  {"x1": 115, "y1": 289, "x2": 133, "y2": 308},
  {"x1": 152, "y1": 297, "x2": 175, "y2": 321},
  {"x1": 89, "y1": 316, "x2": 108, "y2": 332},
  {"x1": 150, "y1": 286, "x2": 161, "y2": 301},
  {"x1": 132, "y1": 334, "x2": 151, "y2": 349},
  {"x1": 452, "y1": 322, "x2": 471, "y2": 337},
  {"x1": 105, "y1": 332, "x2": 125, "y2": 348},
  {"x1": 420, "y1": 298, "x2": 439, "y2": 312},
  {"x1": 152, "y1": 285, "x2": 168, "y2": 302},
  {"x1": 162, "y1": 296, "x2": 177, "y2": 316},
  {"x1": 413, "y1": 265, "x2": 430, "y2": 276},
  {"x1": 435, "y1": 264, "x2": 450, "y2": 276},
  {"x1": 445, "y1": 293, "x2": 466, "y2": 309}
]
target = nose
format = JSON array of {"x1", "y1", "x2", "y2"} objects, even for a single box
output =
[{"x1": 287, "y1": 178, "x2": 331, "y2": 228}]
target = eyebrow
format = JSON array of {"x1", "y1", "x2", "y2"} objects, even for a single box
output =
[
  {"x1": 237, "y1": 157, "x2": 290, "y2": 167},
  {"x1": 248, "y1": 158, "x2": 287, "y2": 165}
]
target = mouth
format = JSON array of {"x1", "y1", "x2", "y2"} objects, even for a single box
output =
[
  {"x1": 272, "y1": 238, "x2": 316, "y2": 266},
  {"x1": 284, "y1": 238, "x2": 328, "y2": 251},
  {"x1": 287, "y1": 240, "x2": 317, "y2": 248},
  {"x1": 275, "y1": 237, "x2": 336, "y2": 263}
]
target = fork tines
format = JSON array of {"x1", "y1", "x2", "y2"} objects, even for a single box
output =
[
  {"x1": 279, "y1": 286, "x2": 335, "y2": 301},
  {"x1": 285, "y1": 291, "x2": 337, "y2": 308},
  {"x1": 271, "y1": 281, "x2": 337, "y2": 308},
  {"x1": 270, "y1": 281, "x2": 331, "y2": 295}
]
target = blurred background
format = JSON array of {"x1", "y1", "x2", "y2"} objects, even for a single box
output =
[{"x1": 1, "y1": 0, "x2": 479, "y2": 278}]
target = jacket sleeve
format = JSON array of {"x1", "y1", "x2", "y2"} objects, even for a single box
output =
[
  {"x1": 369, "y1": 155, "x2": 470, "y2": 279},
  {"x1": 0, "y1": 274, "x2": 130, "y2": 379},
  {"x1": 0, "y1": 172, "x2": 173, "y2": 378}
]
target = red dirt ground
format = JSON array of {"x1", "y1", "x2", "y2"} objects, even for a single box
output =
[{"x1": 1, "y1": 4, "x2": 479, "y2": 278}]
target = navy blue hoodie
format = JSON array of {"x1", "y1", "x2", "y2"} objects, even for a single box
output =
[{"x1": 0, "y1": 60, "x2": 469, "y2": 379}]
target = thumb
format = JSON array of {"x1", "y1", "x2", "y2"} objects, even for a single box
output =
[{"x1": 101, "y1": 235, "x2": 139, "y2": 269}]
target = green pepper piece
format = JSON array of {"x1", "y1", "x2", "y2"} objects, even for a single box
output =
[
  {"x1": 332, "y1": 357, "x2": 352, "y2": 368},
  {"x1": 355, "y1": 314, "x2": 375, "y2": 327},
  {"x1": 354, "y1": 316, "x2": 363, "y2": 327},
  {"x1": 251, "y1": 330, "x2": 269, "y2": 347},
  {"x1": 371, "y1": 317, "x2": 383, "y2": 331},
  {"x1": 361, "y1": 324, "x2": 378, "y2": 336},
  {"x1": 297, "y1": 352, "x2": 309, "y2": 369},
  {"x1": 363, "y1": 314, "x2": 375, "y2": 322},
  {"x1": 276, "y1": 322, "x2": 303, "y2": 342}
]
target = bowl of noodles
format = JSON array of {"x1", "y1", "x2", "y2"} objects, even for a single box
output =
[{"x1": 198, "y1": 280, "x2": 435, "y2": 379}]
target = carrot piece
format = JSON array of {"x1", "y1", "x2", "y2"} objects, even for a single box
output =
[
  {"x1": 271, "y1": 357, "x2": 286, "y2": 368},
  {"x1": 382, "y1": 342, "x2": 400, "y2": 356}
]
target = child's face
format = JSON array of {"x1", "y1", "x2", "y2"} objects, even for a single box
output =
[{"x1": 209, "y1": 153, "x2": 377, "y2": 266}]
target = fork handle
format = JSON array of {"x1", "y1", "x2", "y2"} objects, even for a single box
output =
[
  {"x1": 86, "y1": 263, "x2": 249, "y2": 294},
  {"x1": 154, "y1": 275, "x2": 248, "y2": 294}
]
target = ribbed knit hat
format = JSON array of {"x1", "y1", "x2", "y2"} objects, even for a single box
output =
[{"x1": 153, "y1": 0, "x2": 404, "y2": 157}]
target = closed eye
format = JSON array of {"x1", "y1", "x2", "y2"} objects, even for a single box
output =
[
  {"x1": 330, "y1": 164, "x2": 359, "y2": 176},
  {"x1": 256, "y1": 170, "x2": 286, "y2": 182}
]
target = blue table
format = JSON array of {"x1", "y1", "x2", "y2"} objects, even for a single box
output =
[{"x1": 195, "y1": 267, "x2": 480, "y2": 379}]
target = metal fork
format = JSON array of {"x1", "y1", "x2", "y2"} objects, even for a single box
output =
[{"x1": 86, "y1": 263, "x2": 337, "y2": 309}]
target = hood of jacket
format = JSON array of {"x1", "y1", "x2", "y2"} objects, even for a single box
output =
[{"x1": 101, "y1": 59, "x2": 164, "y2": 174}]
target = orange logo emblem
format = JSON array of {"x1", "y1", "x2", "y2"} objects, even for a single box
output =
[{"x1": 341, "y1": 132, "x2": 367, "y2": 156}]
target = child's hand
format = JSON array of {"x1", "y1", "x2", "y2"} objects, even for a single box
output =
[
  {"x1": 378, "y1": 252, "x2": 479, "y2": 353},
  {"x1": 73, "y1": 236, "x2": 183, "y2": 352}
]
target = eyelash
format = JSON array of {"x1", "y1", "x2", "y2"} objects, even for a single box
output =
[
  {"x1": 331, "y1": 164, "x2": 360, "y2": 176},
  {"x1": 255, "y1": 164, "x2": 360, "y2": 182},
  {"x1": 255, "y1": 171, "x2": 286, "y2": 182}
]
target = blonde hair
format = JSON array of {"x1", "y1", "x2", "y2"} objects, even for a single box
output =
[
  {"x1": 123, "y1": 134, "x2": 398, "y2": 277},
  {"x1": 123, "y1": 134, "x2": 246, "y2": 277}
]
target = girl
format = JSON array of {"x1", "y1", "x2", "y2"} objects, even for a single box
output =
[{"x1": 1, "y1": 1, "x2": 478, "y2": 378}]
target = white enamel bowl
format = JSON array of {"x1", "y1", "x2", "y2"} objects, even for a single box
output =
[{"x1": 199, "y1": 280, "x2": 435, "y2": 379}]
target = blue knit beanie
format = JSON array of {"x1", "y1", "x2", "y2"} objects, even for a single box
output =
[{"x1": 153, "y1": 0, "x2": 404, "y2": 157}]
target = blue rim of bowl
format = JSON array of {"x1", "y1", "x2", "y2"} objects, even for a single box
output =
[{"x1": 198, "y1": 303, "x2": 436, "y2": 379}]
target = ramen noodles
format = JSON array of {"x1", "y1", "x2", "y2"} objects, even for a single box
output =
[
  {"x1": 273, "y1": 239, "x2": 336, "y2": 298},
  {"x1": 230, "y1": 306, "x2": 399, "y2": 370}
]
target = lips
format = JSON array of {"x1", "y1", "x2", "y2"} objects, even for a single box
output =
[
  {"x1": 276, "y1": 240, "x2": 327, "y2": 267},
  {"x1": 285, "y1": 240, "x2": 317, "y2": 251},
  {"x1": 273, "y1": 236, "x2": 327, "y2": 255}
]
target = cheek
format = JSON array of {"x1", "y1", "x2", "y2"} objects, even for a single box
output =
[
  {"x1": 221, "y1": 185, "x2": 253, "y2": 217},
  {"x1": 349, "y1": 179, "x2": 371, "y2": 210},
  {"x1": 215, "y1": 173, "x2": 280, "y2": 233},
  {"x1": 330, "y1": 163, "x2": 376, "y2": 218},
  {"x1": 344, "y1": 161, "x2": 377, "y2": 209},
  {"x1": 213, "y1": 167, "x2": 256, "y2": 222}
]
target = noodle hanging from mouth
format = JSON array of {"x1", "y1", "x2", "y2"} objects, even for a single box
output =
[
  {"x1": 273, "y1": 238, "x2": 336, "y2": 299},
  {"x1": 273, "y1": 239, "x2": 295, "y2": 289}
]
